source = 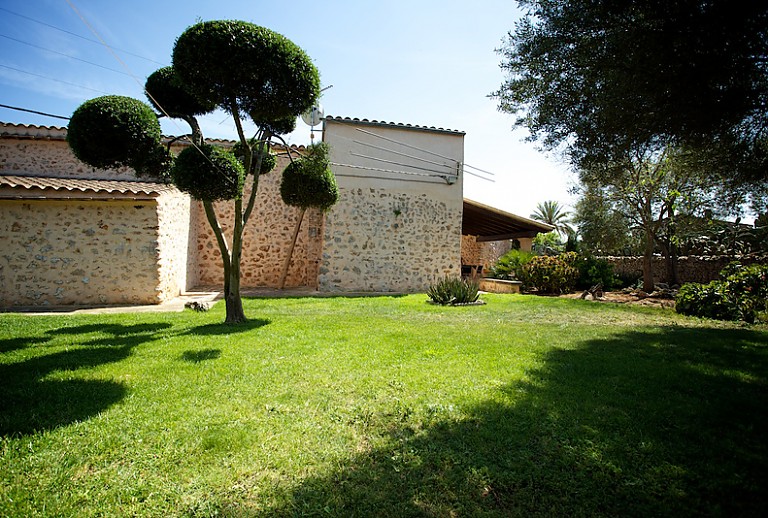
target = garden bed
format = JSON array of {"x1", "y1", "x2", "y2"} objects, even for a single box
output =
[{"x1": 479, "y1": 278, "x2": 522, "y2": 294}]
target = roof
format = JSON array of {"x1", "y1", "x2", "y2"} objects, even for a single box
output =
[
  {"x1": 0, "y1": 175, "x2": 177, "y2": 200},
  {"x1": 324, "y1": 115, "x2": 465, "y2": 136},
  {"x1": 463, "y1": 199, "x2": 554, "y2": 241},
  {"x1": 0, "y1": 122, "x2": 305, "y2": 150}
]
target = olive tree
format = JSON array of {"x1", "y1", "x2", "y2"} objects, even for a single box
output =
[
  {"x1": 67, "y1": 20, "x2": 320, "y2": 323},
  {"x1": 278, "y1": 143, "x2": 338, "y2": 289}
]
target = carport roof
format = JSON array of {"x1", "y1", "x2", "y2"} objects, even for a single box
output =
[
  {"x1": 463, "y1": 199, "x2": 554, "y2": 242},
  {"x1": 0, "y1": 175, "x2": 177, "y2": 200}
]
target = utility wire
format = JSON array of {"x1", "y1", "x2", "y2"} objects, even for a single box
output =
[
  {"x1": 0, "y1": 7, "x2": 167, "y2": 66},
  {"x1": 0, "y1": 33, "x2": 134, "y2": 77},
  {"x1": 0, "y1": 63, "x2": 111, "y2": 95},
  {"x1": 353, "y1": 127, "x2": 495, "y2": 180},
  {"x1": 0, "y1": 103, "x2": 70, "y2": 120},
  {"x1": 64, "y1": 0, "x2": 235, "y2": 186}
]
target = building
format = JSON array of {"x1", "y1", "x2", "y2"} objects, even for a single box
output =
[{"x1": 0, "y1": 119, "x2": 550, "y2": 308}]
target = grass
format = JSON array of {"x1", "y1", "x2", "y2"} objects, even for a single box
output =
[{"x1": 1, "y1": 294, "x2": 767, "y2": 517}]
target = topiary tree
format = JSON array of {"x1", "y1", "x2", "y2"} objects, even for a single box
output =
[
  {"x1": 278, "y1": 143, "x2": 338, "y2": 289},
  {"x1": 67, "y1": 20, "x2": 320, "y2": 323},
  {"x1": 67, "y1": 95, "x2": 171, "y2": 179}
]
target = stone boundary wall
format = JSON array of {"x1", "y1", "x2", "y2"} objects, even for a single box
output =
[
  {"x1": 603, "y1": 255, "x2": 768, "y2": 285},
  {"x1": 0, "y1": 199, "x2": 161, "y2": 307}
]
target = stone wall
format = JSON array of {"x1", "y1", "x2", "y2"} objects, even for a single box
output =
[
  {"x1": 195, "y1": 153, "x2": 324, "y2": 288},
  {"x1": 0, "y1": 199, "x2": 161, "y2": 307},
  {"x1": 461, "y1": 235, "x2": 513, "y2": 270},
  {"x1": 321, "y1": 118, "x2": 465, "y2": 293},
  {"x1": 320, "y1": 188, "x2": 462, "y2": 292},
  {"x1": 156, "y1": 191, "x2": 197, "y2": 300},
  {"x1": 605, "y1": 255, "x2": 768, "y2": 285},
  {"x1": 0, "y1": 125, "x2": 136, "y2": 181}
]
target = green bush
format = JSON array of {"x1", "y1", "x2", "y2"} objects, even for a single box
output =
[
  {"x1": 171, "y1": 144, "x2": 245, "y2": 201},
  {"x1": 427, "y1": 277, "x2": 480, "y2": 305},
  {"x1": 675, "y1": 282, "x2": 741, "y2": 321},
  {"x1": 173, "y1": 20, "x2": 320, "y2": 122},
  {"x1": 487, "y1": 249, "x2": 534, "y2": 280},
  {"x1": 280, "y1": 143, "x2": 338, "y2": 211},
  {"x1": 575, "y1": 255, "x2": 618, "y2": 290},
  {"x1": 67, "y1": 95, "x2": 166, "y2": 177},
  {"x1": 520, "y1": 252, "x2": 579, "y2": 294},
  {"x1": 675, "y1": 262, "x2": 768, "y2": 323}
]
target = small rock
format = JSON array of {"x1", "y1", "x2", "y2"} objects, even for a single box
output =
[{"x1": 185, "y1": 300, "x2": 212, "y2": 312}]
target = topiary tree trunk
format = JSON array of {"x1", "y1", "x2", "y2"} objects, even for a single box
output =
[{"x1": 278, "y1": 143, "x2": 338, "y2": 290}]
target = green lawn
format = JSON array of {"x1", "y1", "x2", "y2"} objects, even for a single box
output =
[{"x1": 1, "y1": 294, "x2": 767, "y2": 517}]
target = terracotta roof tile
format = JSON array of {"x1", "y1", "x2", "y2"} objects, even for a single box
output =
[
  {"x1": 0, "y1": 175, "x2": 176, "y2": 197},
  {"x1": 324, "y1": 115, "x2": 465, "y2": 135}
]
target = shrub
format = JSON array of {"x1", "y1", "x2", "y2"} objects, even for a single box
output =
[
  {"x1": 171, "y1": 144, "x2": 245, "y2": 201},
  {"x1": 520, "y1": 252, "x2": 578, "y2": 294},
  {"x1": 280, "y1": 143, "x2": 338, "y2": 211},
  {"x1": 487, "y1": 249, "x2": 533, "y2": 280},
  {"x1": 67, "y1": 95, "x2": 166, "y2": 177},
  {"x1": 575, "y1": 255, "x2": 618, "y2": 290},
  {"x1": 675, "y1": 282, "x2": 741, "y2": 321},
  {"x1": 427, "y1": 277, "x2": 480, "y2": 305},
  {"x1": 675, "y1": 262, "x2": 768, "y2": 323}
]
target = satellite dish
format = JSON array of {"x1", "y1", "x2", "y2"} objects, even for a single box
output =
[{"x1": 301, "y1": 104, "x2": 324, "y2": 127}]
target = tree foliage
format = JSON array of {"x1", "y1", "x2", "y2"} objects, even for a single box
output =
[
  {"x1": 280, "y1": 143, "x2": 339, "y2": 211},
  {"x1": 67, "y1": 96, "x2": 168, "y2": 178},
  {"x1": 144, "y1": 66, "x2": 216, "y2": 119},
  {"x1": 494, "y1": 0, "x2": 768, "y2": 181},
  {"x1": 530, "y1": 200, "x2": 574, "y2": 237},
  {"x1": 171, "y1": 144, "x2": 245, "y2": 201},
  {"x1": 172, "y1": 20, "x2": 320, "y2": 124}
]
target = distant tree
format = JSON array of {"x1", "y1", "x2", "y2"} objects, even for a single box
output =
[
  {"x1": 278, "y1": 143, "x2": 339, "y2": 289},
  {"x1": 493, "y1": 0, "x2": 768, "y2": 182},
  {"x1": 578, "y1": 145, "x2": 758, "y2": 291},
  {"x1": 530, "y1": 200, "x2": 574, "y2": 238},
  {"x1": 573, "y1": 186, "x2": 639, "y2": 256},
  {"x1": 67, "y1": 20, "x2": 320, "y2": 324}
]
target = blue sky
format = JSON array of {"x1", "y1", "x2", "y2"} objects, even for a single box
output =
[{"x1": 0, "y1": 0, "x2": 575, "y2": 219}]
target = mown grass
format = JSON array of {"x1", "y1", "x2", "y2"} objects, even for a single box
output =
[{"x1": 1, "y1": 294, "x2": 767, "y2": 517}]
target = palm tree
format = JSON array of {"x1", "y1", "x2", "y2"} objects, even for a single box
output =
[{"x1": 530, "y1": 200, "x2": 575, "y2": 237}]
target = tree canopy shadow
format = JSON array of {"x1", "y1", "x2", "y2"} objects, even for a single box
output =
[
  {"x1": 181, "y1": 348, "x2": 222, "y2": 363},
  {"x1": 236, "y1": 326, "x2": 768, "y2": 517},
  {"x1": 0, "y1": 323, "x2": 171, "y2": 436},
  {"x1": 183, "y1": 318, "x2": 270, "y2": 336}
]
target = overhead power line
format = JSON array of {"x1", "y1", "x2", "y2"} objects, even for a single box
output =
[
  {"x1": 0, "y1": 6, "x2": 166, "y2": 66},
  {"x1": 0, "y1": 103, "x2": 70, "y2": 120},
  {"x1": 0, "y1": 63, "x2": 111, "y2": 95},
  {"x1": 0, "y1": 33, "x2": 134, "y2": 77}
]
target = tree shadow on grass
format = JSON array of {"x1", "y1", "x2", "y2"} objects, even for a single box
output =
[
  {"x1": 236, "y1": 326, "x2": 768, "y2": 517},
  {"x1": 0, "y1": 323, "x2": 171, "y2": 436},
  {"x1": 181, "y1": 348, "x2": 222, "y2": 363},
  {"x1": 184, "y1": 319, "x2": 271, "y2": 336},
  {"x1": 0, "y1": 336, "x2": 48, "y2": 354}
]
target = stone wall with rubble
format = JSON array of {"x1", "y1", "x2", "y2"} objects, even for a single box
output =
[
  {"x1": 0, "y1": 199, "x2": 161, "y2": 307},
  {"x1": 461, "y1": 236, "x2": 513, "y2": 271},
  {"x1": 0, "y1": 125, "x2": 136, "y2": 181},
  {"x1": 156, "y1": 190, "x2": 197, "y2": 300},
  {"x1": 321, "y1": 119, "x2": 465, "y2": 293},
  {"x1": 195, "y1": 152, "x2": 325, "y2": 288},
  {"x1": 605, "y1": 255, "x2": 768, "y2": 285}
]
